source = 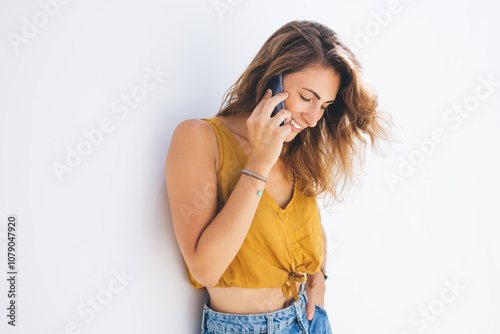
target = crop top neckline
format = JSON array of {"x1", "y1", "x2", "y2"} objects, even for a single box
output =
[{"x1": 213, "y1": 116, "x2": 297, "y2": 213}]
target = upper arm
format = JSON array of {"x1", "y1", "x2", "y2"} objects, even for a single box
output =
[{"x1": 165, "y1": 119, "x2": 219, "y2": 282}]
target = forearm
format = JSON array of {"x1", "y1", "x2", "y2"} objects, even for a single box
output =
[{"x1": 194, "y1": 160, "x2": 271, "y2": 286}]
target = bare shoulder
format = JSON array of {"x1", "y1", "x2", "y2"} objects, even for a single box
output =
[
  {"x1": 170, "y1": 118, "x2": 219, "y2": 170},
  {"x1": 173, "y1": 118, "x2": 215, "y2": 138}
]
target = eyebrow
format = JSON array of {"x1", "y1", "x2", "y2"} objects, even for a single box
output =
[{"x1": 300, "y1": 87, "x2": 335, "y2": 103}]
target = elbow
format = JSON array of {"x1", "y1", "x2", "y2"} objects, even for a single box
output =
[
  {"x1": 202, "y1": 275, "x2": 220, "y2": 288},
  {"x1": 190, "y1": 254, "x2": 221, "y2": 288},
  {"x1": 195, "y1": 270, "x2": 220, "y2": 288}
]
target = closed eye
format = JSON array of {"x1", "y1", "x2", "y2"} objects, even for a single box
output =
[{"x1": 300, "y1": 94, "x2": 328, "y2": 110}]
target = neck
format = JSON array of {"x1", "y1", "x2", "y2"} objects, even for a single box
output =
[{"x1": 232, "y1": 113, "x2": 251, "y2": 141}]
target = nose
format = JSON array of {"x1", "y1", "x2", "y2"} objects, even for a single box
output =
[{"x1": 302, "y1": 106, "x2": 323, "y2": 128}]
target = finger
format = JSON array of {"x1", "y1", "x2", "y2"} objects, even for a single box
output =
[
  {"x1": 306, "y1": 301, "x2": 315, "y2": 321},
  {"x1": 261, "y1": 91, "x2": 289, "y2": 118},
  {"x1": 272, "y1": 108, "x2": 291, "y2": 128},
  {"x1": 263, "y1": 88, "x2": 272, "y2": 99},
  {"x1": 254, "y1": 89, "x2": 274, "y2": 114}
]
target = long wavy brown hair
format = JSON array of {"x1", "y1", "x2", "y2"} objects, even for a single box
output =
[{"x1": 216, "y1": 20, "x2": 398, "y2": 208}]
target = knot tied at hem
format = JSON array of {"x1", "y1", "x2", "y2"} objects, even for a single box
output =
[{"x1": 281, "y1": 271, "x2": 307, "y2": 302}]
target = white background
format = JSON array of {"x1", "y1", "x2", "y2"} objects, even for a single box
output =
[{"x1": 0, "y1": 0, "x2": 499, "y2": 333}]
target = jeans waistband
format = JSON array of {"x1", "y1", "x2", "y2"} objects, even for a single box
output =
[{"x1": 201, "y1": 281, "x2": 308, "y2": 333}]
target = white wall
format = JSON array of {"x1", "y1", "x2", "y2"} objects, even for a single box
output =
[{"x1": 0, "y1": 0, "x2": 498, "y2": 333}]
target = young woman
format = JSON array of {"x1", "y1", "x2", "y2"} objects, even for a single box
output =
[{"x1": 165, "y1": 20, "x2": 395, "y2": 334}]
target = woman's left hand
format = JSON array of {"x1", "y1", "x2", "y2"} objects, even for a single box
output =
[{"x1": 304, "y1": 272, "x2": 326, "y2": 321}]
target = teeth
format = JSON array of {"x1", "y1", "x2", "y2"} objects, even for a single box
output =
[{"x1": 290, "y1": 118, "x2": 302, "y2": 130}]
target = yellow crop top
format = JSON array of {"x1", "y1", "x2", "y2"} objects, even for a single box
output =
[{"x1": 182, "y1": 116, "x2": 324, "y2": 303}]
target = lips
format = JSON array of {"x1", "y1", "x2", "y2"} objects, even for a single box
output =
[{"x1": 290, "y1": 117, "x2": 305, "y2": 130}]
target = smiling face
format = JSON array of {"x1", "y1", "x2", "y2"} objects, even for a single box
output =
[{"x1": 282, "y1": 65, "x2": 341, "y2": 141}]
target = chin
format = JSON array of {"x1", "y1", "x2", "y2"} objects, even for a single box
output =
[{"x1": 284, "y1": 132, "x2": 299, "y2": 142}]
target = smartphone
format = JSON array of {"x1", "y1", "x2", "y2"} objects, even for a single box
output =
[{"x1": 263, "y1": 73, "x2": 286, "y2": 126}]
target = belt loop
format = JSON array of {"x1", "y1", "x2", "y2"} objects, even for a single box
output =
[
  {"x1": 267, "y1": 313, "x2": 273, "y2": 334},
  {"x1": 302, "y1": 282, "x2": 308, "y2": 304},
  {"x1": 201, "y1": 305, "x2": 207, "y2": 332}
]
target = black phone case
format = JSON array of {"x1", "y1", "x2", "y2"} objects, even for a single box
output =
[{"x1": 263, "y1": 74, "x2": 286, "y2": 127}]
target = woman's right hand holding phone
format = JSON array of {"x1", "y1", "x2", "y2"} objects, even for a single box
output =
[{"x1": 245, "y1": 88, "x2": 292, "y2": 176}]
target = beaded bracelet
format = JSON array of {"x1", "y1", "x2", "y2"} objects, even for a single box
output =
[{"x1": 241, "y1": 169, "x2": 268, "y2": 196}]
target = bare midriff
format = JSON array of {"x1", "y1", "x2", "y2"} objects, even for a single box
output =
[{"x1": 205, "y1": 271, "x2": 306, "y2": 314}]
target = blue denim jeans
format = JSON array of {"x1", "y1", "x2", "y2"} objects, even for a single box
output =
[{"x1": 200, "y1": 282, "x2": 333, "y2": 333}]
